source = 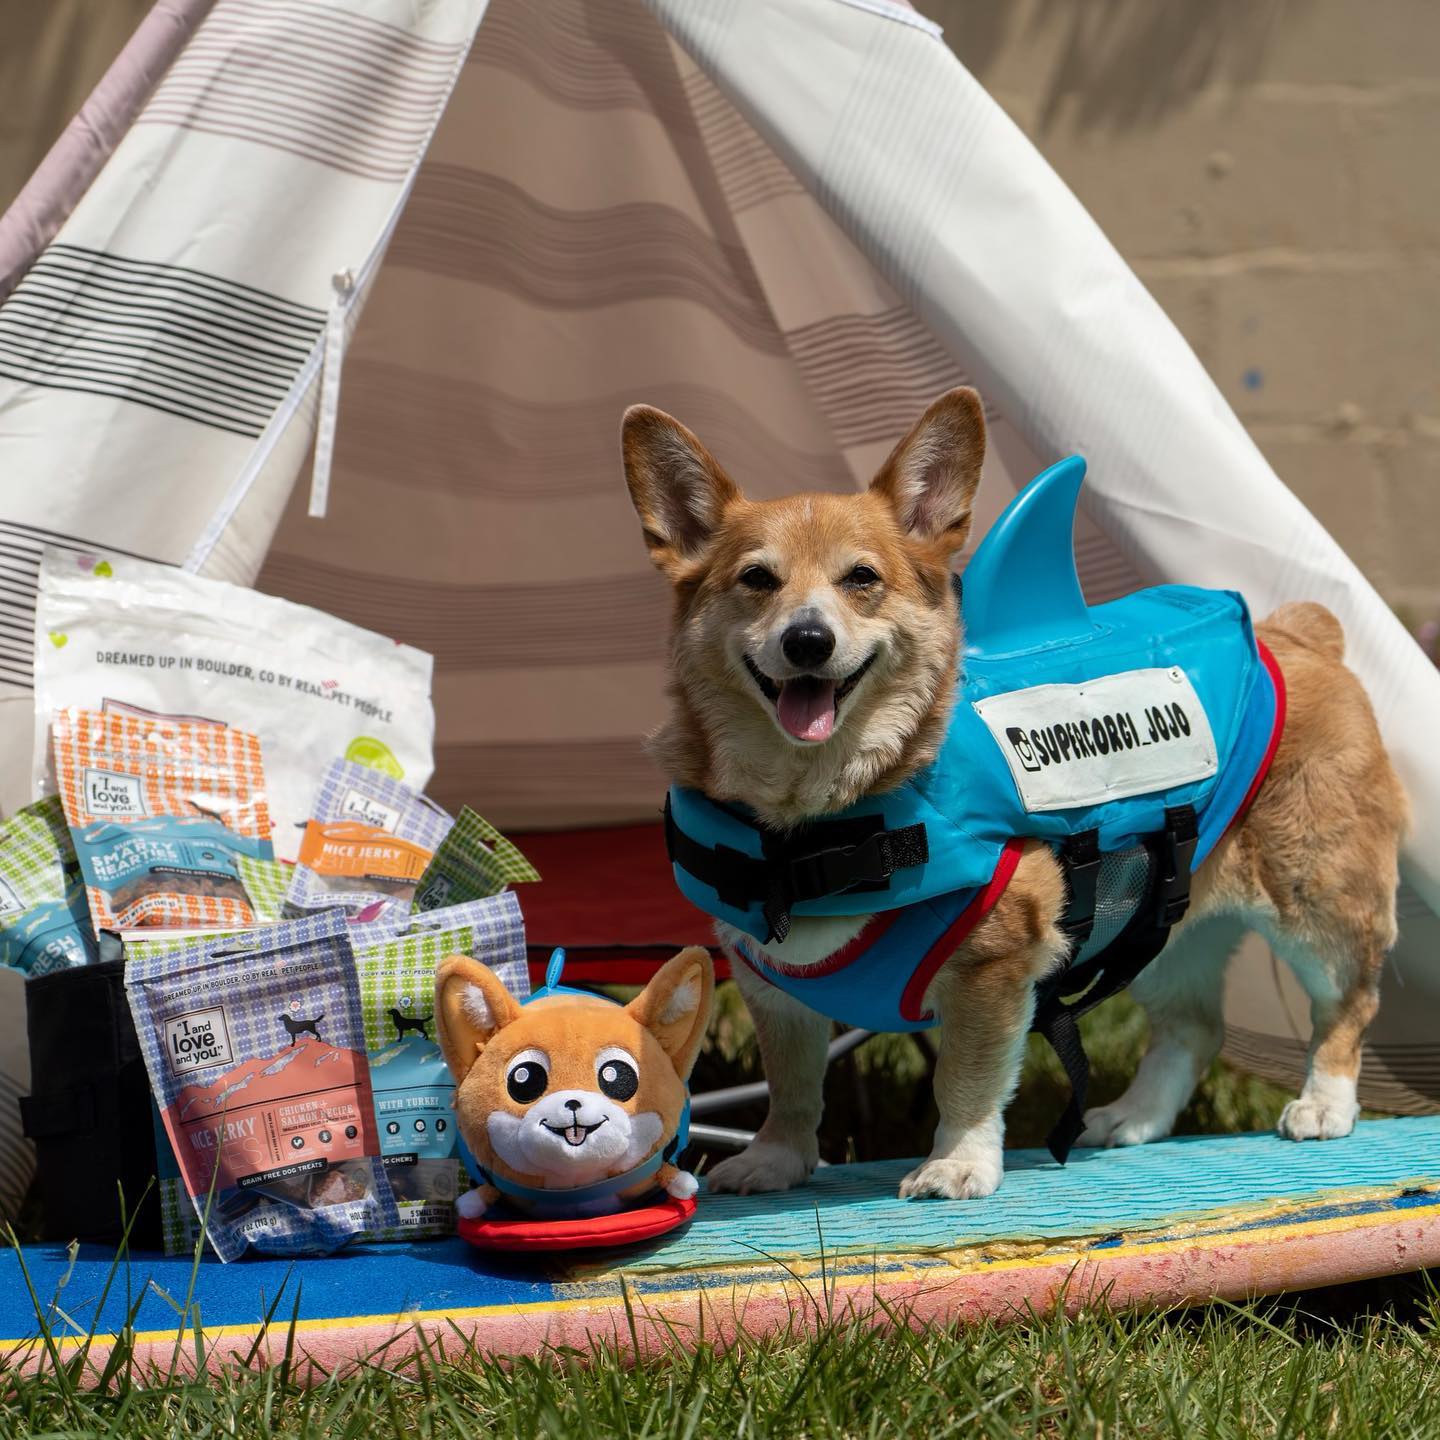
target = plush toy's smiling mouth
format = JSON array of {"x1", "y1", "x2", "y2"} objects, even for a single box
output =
[
  {"x1": 541, "y1": 1117, "x2": 608, "y2": 1147},
  {"x1": 743, "y1": 652, "x2": 876, "y2": 742}
]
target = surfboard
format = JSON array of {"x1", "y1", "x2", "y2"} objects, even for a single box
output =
[{"x1": 5, "y1": 1116, "x2": 1437, "y2": 1380}]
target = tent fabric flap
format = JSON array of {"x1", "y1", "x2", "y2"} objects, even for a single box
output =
[{"x1": 0, "y1": 0, "x2": 486, "y2": 737}]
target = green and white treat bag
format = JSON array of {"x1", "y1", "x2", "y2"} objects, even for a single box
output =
[
  {"x1": 355, "y1": 892, "x2": 529, "y2": 1239},
  {"x1": 235, "y1": 854, "x2": 291, "y2": 923},
  {"x1": 412, "y1": 807, "x2": 539, "y2": 912},
  {"x1": 0, "y1": 795, "x2": 98, "y2": 974}
]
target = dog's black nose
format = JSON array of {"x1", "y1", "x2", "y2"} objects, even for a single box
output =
[
  {"x1": 564, "y1": 1098, "x2": 582, "y2": 1113},
  {"x1": 782, "y1": 620, "x2": 835, "y2": 670}
]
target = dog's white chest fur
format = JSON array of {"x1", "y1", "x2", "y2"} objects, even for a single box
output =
[{"x1": 718, "y1": 912, "x2": 871, "y2": 971}]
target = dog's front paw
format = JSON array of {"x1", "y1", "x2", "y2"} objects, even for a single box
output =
[
  {"x1": 1078, "y1": 1099, "x2": 1173, "y2": 1149},
  {"x1": 898, "y1": 1150, "x2": 1003, "y2": 1201},
  {"x1": 1277, "y1": 1093, "x2": 1358, "y2": 1142},
  {"x1": 455, "y1": 1185, "x2": 491, "y2": 1219},
  {"x1": 665, "y1": 1168, "x2": 699, "y2": 1200},
  {"x1": 707, "y1": 1142, "x2": 815, "y2": 1195}
]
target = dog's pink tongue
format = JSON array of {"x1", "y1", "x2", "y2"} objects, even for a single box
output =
[{"x1": 778, "y1": 678, "x2": 837, "y2": 741}]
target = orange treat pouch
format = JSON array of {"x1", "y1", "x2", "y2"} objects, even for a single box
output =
[
  {"x1": 52, "y1": 708, "x2": 274, "y2": 933},
  {"x1": 287, "y1": 759, "x2": 451, "y2": 920},
  {"x1": 297, "y1": 822, "x2": 432, "y2": 891}
]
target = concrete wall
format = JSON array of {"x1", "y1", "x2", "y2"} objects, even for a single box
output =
[{"x1": 921, "y1": 0, "x2": 1440, "y2": 630}]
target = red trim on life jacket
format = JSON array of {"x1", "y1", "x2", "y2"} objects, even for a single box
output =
[
  {"x1": 735, "y1": 909, "x2": 905, "y2": 982},
  {"x1": 899, "y1": 838, "x2": 1027, "y2": 1024},
  {"x1": 1222, "y1": 639, "x2": 1287, "y2": 841}
]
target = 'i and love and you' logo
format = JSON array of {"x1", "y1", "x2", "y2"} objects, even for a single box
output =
[{"x1": 82, "y1": 767, "x2": 147, "y2": 818}]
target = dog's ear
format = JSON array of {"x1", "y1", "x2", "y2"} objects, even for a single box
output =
[
  {"x1": 870, "y1": 387, "x2": 985, "y2": 556},
  {"x1": 434, "y1": 956, "x2": 523, "y2": 1085},
  {"x1": 621, "y1": 406, "x2": 741, "y2": 577},
  {"x1": 625, "y1": 946, "x2": 714, "y2": 1080}
]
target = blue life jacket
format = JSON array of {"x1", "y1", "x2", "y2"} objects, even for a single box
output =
[
  {"x1": 459, "y1": 948, "x2": 691, "y2": 1215},
  {"x1": 663, "y1": 457, "x2": 1285, "y2": 1160}
]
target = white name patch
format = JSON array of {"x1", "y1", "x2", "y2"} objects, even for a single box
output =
[{"x1": 973, "y1": 667, "x2": 1217, "y2": 812}]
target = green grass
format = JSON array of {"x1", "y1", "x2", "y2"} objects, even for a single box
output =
[
  {"x1": 5, "y1": 992, "x2": 1433, "y2": 1436},
  {"x1": 5, "y1": 1276, "x2": 1440, "y2": 1437}
]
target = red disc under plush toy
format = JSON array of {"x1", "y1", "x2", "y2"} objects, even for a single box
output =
[{"x1": 457, "y1": 1194, "x2": 697, "y2": 1252}]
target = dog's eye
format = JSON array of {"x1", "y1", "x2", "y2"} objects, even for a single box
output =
[
  {"x1": 842, "y1": 564, "x2": 880, "y2": 589},
  {"x1": 597, "y1": 1057, "x2": 639, "y2": 1101},
  {"x1": 506, "y1": 1059, "x2": 548, "y2": 1103},
  {"x1": 737, "y1": 565, "x2": 780, "y2": 593}
]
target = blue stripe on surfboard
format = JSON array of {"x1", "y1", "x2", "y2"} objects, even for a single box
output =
[
  {"x1": 0, "y1": 1238, "x2": 561, "y2": 1344},
  {"x1": 3, "y1": 1118, "x2": 1437, "y2": 1343}
]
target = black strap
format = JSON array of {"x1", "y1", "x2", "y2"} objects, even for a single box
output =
[
  {"x1": 1154, "y1": 803, "x2": 1199, "y2": 928},
  {"x1": 1042, "y1": 1007, "x2": 1090, "y2": 1161},
  {"x1": 1033, "y1": 805, "x2": 1198, "y2": 1163},
  {"x1": 764, "y1": 822, "x2": 928, "y2": 942},
  {"x1": 1057, "y1": 828, "x2": 1101, "y2": 947},
  {"x1": 664, "y1": 798, "x2": 772, "y2": 915},
  {"x1": 665, "y1": 795, "x2": 928, "y2": 944}
]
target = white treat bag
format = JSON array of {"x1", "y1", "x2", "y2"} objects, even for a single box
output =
[{"x1": 33, "y1": 549, "x2": 435, "y2": 863}]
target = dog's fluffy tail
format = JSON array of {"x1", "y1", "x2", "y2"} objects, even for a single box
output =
[{"x1": 1262, "y1": 601, "x2": 1345, "y2": 661}]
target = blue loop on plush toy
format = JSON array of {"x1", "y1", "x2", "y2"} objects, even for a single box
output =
[
  {"x1": 528, "y1": 948, "x2": 593, "y2": 1002},
  {"x1": 544, "y1": 947, "x2": 566, "y2": 993},
  {"x1": 456, "y1": 946, "x2": 694, "y2": 1211}
]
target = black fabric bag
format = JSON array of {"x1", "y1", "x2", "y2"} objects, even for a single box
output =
[{"x1": 19, "y1": 957, "x2": 162, "y2": 1249}]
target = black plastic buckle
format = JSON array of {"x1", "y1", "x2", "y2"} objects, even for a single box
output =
[
  {"x1": 786, "y1": 832, "x2": 893, "y2": 901},
  {"x1": 1058, "y1": 829, "x2": 1101, "y2": 946},
  {"x1": 1154, "y1": 804, "x2": 1198, "y2": 928}
]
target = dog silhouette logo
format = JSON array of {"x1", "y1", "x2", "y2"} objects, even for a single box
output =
[
  {"x1": 389, "y1": 1007, "x2": 431, "y2": 1041},
  {"x1": 280, "y1": 1011, "x2": 324, "y2": 1045}
]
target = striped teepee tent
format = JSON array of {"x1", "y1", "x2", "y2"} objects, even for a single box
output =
[{"x1": 1, "y1": 0, "x2": 1437, "y2": 1133}]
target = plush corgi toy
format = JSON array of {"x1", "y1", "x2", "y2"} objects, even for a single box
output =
[{"x1": 436, "y1": 946, "x2": 714, "y2": 1222}]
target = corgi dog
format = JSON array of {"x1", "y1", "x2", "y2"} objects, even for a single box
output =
[
  {"x1": 621, "y1": 388, "x2": 1407, "y2": 1201},
  {"x1": 436, "y1": 947, "x2": 713, "y2": 1217}
]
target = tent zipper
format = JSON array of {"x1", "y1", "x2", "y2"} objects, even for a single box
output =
[{"x1": 308, "y1": 267, "x2": 356, "y2": 520}]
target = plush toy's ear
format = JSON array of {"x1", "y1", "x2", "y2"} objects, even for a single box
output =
[
  {"x1": 434, "y1": 956, "x2": 523, "y2": 1085},
  {"x1": 625, "y1": 946, "x2": 714, "y2": 1080},
  {"x1": 869, "y1": 386, "x2": 986, "y2": 557},
  {"x1": 621, "y1": 406, "x2": 741, "y2": 578}
]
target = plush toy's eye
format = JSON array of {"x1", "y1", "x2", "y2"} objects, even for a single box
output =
[
  {"x1": 596, "y1": 1051, "x2": 639, "y2": 1102},
  {"x1": 506, "y1": 1052, "x2": 549, "y2": 1103}
]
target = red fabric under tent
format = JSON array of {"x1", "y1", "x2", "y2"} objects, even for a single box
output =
[{"x1": 514, "y1": 823, "x2": 724, "y2": 986}]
